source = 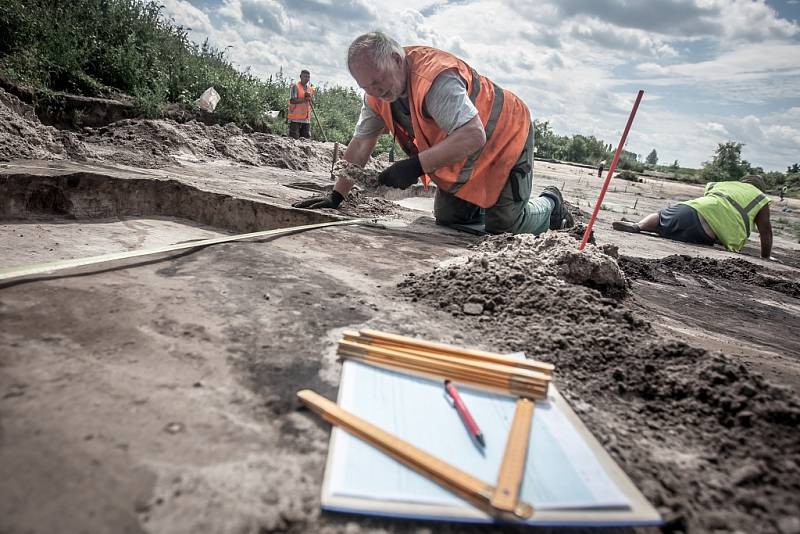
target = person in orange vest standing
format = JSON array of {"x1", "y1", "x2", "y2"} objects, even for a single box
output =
[
  {"x1": 293, "y1": 32, "x2": 573, "y2": 235},
  {"x1": 288, "y1": 69, "x2": 314, "y2": 139}
]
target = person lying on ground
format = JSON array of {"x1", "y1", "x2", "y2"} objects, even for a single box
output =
[
  {"x1": 292, "y1": 31, "x2": 573, "y2": 235},
  {"x1": 612, "y1": 175, "x2": 775, "y2": 259}
]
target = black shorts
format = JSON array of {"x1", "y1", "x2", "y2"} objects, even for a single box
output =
[{"x1": 657, "y1": 204, "x2": 715, "y2": 245}]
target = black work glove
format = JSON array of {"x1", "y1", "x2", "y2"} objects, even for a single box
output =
[
  {"x1": 377, "y1": 155, "x2": 423, "y2": 189},
  {"x1": 292, "y1": 190, "x2": 344, "y2": 209}
]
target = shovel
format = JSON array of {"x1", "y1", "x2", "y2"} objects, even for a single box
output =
[{"x1": 310, "y1": 101, "x2": 328, "y2": 142}]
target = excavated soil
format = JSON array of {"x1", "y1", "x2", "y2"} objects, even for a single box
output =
[
  {"x1": 399, "y1": 232, "x2": 800, "y2": 534},
  {"x1": 5, "y1": 84, "x2": 800, "y2": 533},
  {"x1": 338, "y1": 192, "x2": 399, "y2": 218},
  {"x1": 78, "y1": 119, "x2": 339, "y2": 171},
  {"x1": 0, "y1": 88, "x2": 337, "y2": 172},
  {"x1": 0, "y1": 89, "x2": 86, "y2": 161},
  {"x1": 0, "y1": 89, "x2": 399, "y2": 219},
  {"x1": 619, "y1": 254, "x2": 800, "y2": 299}
]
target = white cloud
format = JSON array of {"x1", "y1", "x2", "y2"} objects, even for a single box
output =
[
  {"x1": 512, "y1": 0, "x2": 799, "y2": 43},
  {"x1": 636, "y1": 62, "x2": 671, "y2": 76},
  {"x1": 705, "y1": 122, "x2": 729, "y2": 136},
  {"x1": 636, "y1": 42, "x2": 800, "y2": 83},
  {"x1": 238, "y1": 0, "x2": 288, "y2": 34},
  {"x1": 162, "y1": 0, "x2": 215, "y2": 34},
  {"x1": 218, "y1": 0, "x2": 244, "y2": 23},
  {"x1": 159, "y1": 0, "x2": 800, "y2": 170}
]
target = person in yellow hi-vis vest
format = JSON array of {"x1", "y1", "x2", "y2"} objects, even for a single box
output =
[
  {"x1": 288, "y1": 70, "x2": 314, "y2": 139},
  {"x1": 612, "y1": 175, "x2": 775, "y2": 260}
]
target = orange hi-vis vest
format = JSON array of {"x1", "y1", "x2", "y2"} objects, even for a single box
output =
[
  {"x1": 288, "y1": 82, "x2": 314, "y2": 121},
  {"x1": 366, "y1": 46, "x2": 530, "y2": 208}
]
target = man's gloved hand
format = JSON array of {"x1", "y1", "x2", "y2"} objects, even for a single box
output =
[
  {"x1": 292, "y1": 190, "x2": 344, "y2": 209},
  {"x1": 377, "y1": 155, "x2": 423, "y2": 189}
]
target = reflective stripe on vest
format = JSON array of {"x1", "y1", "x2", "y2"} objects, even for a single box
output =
[
  {"x1": 708, "y1": 190, "x2": 767, "y2": 235},
  {"x1": 365, "y1": 46, "x2": 530, "y2": 208},
  {"x1": 288, "y1": 82, "x2": 313, "y2": 121},
  {"x1": 449, "y1": 75, "x2": 505, "y2": 194}
]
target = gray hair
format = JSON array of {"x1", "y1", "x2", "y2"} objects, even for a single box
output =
[{"x1": 347, "y1": 32, "x2": 405, "y2": 72}]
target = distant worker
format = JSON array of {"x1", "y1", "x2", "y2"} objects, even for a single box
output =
[
  {"x1": 293, "y1": 32, "x2": 573, "y2": 235},
  {"x1": 598, "y1": 160, "x2": 606, "y2": 178},
  {"x1": 288, "y1": 70, "x2": 314, "y2": 139},
  {"x1": 780, "y1": 184, "x2": 788, "y2": 202},
  {"x1": 612, "y1": 175, "x2": 774, "y2": 259}
]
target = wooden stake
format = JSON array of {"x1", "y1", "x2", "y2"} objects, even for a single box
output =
[{"x1": 330, "y1": 142, "x2": 339, "y2": 181}]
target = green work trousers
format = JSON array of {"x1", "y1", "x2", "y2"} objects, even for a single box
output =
[{"x1": 433, "y1": 126, "x2": 552, "y2": 235}]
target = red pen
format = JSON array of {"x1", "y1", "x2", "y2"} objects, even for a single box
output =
[{"x1": 444, "y1": 380, "x2": 485, "y2": 448}]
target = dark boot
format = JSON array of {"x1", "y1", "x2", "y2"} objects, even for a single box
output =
[
  {"x1": 611, "y1": 221, "x2": 641, "y2": 233},
  {"x1": 539, "y1": 186, "x2": 574, "y2": 230}
]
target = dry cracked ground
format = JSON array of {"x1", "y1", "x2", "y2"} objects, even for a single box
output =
[{"x1": 1, "y1": 88, "x2": 800, "y2": 534}]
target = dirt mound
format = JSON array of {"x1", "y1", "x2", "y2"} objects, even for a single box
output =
[
  {"x1": 0, "y1": 88, "x2": 345, "y2": 173},
  {"x1": 563, "y1": 198, "x2": 588, "y2": 223},
  {"x1": 397, "y1": 236, "x2": 800, "y2": 533},
  {"x1": 339, "y1": 190, "x2": 399, "y2": 218},
  {"x1": 399, "y1": 231, "x2": 637, "y2": 355},
  {"x1": 620, "y1": 254, "x2": 800, "y2": 298},
  {"x1": 0, "y1": 89, "x2": 87, "y2": 161},
  {"x1": 333, "y1": 158, "x2": 378, "y2": 187},
  {"x1": 79, "y1": 119, "x2": 339, "y2": 171}
]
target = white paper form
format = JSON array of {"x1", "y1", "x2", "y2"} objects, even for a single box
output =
[{"x1": 328, "y1": 358, "x2": 630, "y2": 511}]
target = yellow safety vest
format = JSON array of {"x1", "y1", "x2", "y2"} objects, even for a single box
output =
[{"x1": 683, "y1": 181, "x2": 770, "y2": 252}]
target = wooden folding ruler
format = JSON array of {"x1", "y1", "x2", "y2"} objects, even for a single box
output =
[{"x1": 298, "y1": 389, "x2": 536, "y2": 520}]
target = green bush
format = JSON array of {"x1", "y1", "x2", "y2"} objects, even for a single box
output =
[
  {"x1": 618, "y1": 157, "x2": 645, "y2": 173},
  {"x1": 0, "y1": 0, "x2": 362, "y2": 136},
  {"x1": 699, "y1": 141, "x2": 751, "y2": 182},
  {"x1": 617, "y1": 170, "x2": 641, "y2": 182},
  {"x1": 306, "y1": 84, "x2": 363, "y2": 143}
]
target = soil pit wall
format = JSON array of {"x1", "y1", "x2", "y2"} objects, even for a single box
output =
[{"x1": 0, "y1": 172, "x2": 339, "y2": 234}]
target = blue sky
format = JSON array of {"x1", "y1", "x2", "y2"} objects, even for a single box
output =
[{"x1": 163, "y1": 0, "x2": 800, "y2": 171}]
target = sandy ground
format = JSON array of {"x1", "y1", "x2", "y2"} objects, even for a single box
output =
[{"x1": 1, "y1": 90, "x2": 799, "y2": 534}]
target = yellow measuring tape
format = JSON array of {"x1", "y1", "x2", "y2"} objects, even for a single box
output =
[{"x1": 0, "y1": 218, "x2": 365, "y2": 283}]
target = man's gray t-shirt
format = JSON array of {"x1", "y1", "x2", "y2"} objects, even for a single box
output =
[{"x1": 353, "y1": 70, "x2": 478, "y2": 138}]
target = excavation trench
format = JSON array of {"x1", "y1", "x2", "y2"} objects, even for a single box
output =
[{"x1": 0, "y1": 172, "x2": 341, "y2": 233}]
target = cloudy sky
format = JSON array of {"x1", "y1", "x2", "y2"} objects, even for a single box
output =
[{"x1": 163, "y1": 0, "x2": 800, "y2": 171}]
